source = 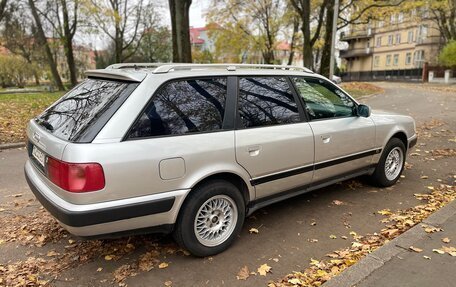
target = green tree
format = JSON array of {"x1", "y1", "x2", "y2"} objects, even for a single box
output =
[
  {"x1": 439, "y1": 40, "x2": 456, "y2": 66},
  {"x1": 0, "y1": 55, "x2": 36, "y2": 88}
]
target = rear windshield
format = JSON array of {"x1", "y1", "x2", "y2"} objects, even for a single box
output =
[{"x1": 35, "y1": 78, "x2": 138, "y2": 142}]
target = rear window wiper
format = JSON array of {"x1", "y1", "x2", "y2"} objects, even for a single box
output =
[{"x1": 36, "y1": 118, "x2": 54, "y2": 131}]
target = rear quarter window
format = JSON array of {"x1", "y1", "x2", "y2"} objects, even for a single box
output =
[
  {"x1": 128, "y1": 77, "x2": 227, "y2": 139},
  {"x1": 35, "y1": 78, "x2": 138, "y2": 142}
]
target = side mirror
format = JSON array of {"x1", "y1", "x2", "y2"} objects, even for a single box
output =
[{"x1": 357, "y1": 104, "x2": 371, "y2": 117}]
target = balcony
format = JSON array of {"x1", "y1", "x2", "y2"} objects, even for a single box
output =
[
  {"x1": 340, "y1": 28, "x2": 374, "y2": 41},
  {"x1": 340, "y1": 47, "x2": 373, "y2": 58}
]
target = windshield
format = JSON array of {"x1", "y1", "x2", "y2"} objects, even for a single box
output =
[{"x1": 35, "y1": 78, "x2": 138, "y2": 142}]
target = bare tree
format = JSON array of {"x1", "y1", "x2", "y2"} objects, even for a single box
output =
[
  {"x1": 169, "y1": 0, "x2": 192, "y2": 63},
  {"x1": 88, "y1": 0, "x2": 154, "y2": 63},
  {"x1": 39, "y1": 0, "x2": 79, "y2": 87},
  {"x1": 289, "y1": 0, "x2": 329, "y2": 69},
  {"x1": 28, "y1": 0, "x2": 65, "y2": 90}
]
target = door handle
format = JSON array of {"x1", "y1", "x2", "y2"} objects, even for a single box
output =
[
  {"x1": 248, "y1": 145, "x2": 261, "y2": 156},
  {"x1": 321, "y1": 135, "x2": 331, "y2": 144}
]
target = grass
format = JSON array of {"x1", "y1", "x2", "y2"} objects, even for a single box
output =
[
  {"x1": 0, "y1": 92, "x2": 64, "y2": 144},
  {"x1": 340, "y1": 82, "x2": 384, "y2": 98}
]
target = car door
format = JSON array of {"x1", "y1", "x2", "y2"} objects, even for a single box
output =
[
  {"x1": 291, "y1": 77, "x2": 377, "y2": 183},
  {"x1": 234, "y1": 76, "x2": 315, "y2": 200}
]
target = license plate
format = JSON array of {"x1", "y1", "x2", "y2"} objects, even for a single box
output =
[{"x1": 32, "y1": 146, "x2": 46, "y2": 167}]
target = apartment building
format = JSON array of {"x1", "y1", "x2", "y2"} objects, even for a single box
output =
[{"x1": 340, "y1": 9, "x2": 444, "y2": 81}]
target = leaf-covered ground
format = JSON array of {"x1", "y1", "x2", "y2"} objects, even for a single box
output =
[
  {"x1": 339, "y1": 82, "x2": 384, "y2": 98},
  {"x1": 0, "y1": 92, "x2": 63, "y2": 144}
]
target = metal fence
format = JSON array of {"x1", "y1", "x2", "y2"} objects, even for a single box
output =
[{"x1": 341, "y1": 68, "x2": 423, "y2": 82}]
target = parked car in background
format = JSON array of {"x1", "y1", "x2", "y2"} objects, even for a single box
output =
[{"x1": 25, "y1": 64, "x2": 417, "y2": 256}]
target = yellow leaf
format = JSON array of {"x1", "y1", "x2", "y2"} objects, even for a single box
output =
[
  {"x1": 164, "y1": 281, "x2": 173, "y2": 287},
  {"x1": 104, "y1": 255, "x2": 114, "y2": 261},
  {"x1": 236, "y1": 266, "x2": 250, "y2": 280},
  {"x1": 257, "y1": 264, "x2": 272, "y2": 276},
  {"x1": 423, "y1": 256, "x2": 431, "y2": 260},
  {"x1": 432, "y1": 249, "x2": 445, "y2": 254},
  {"x1": 249, "y1": 228, "x2": 259, "y2": 234},
  {"x1": 159, "y1": 262, "x2": 169, "y2": 269},
  {"x1": 330, "y1": 235, "x2": 337, "y2": 239},
  {"x1": 377, "y1": 209, "x2": 392, "y2": 216},
  {"x1": 420, "y1": 175, "x2": 428, "y2": 179},
  {"x1": 409, "y1": 246, "x2": 423, "y2": 253},
  {"x1": 442, "y1": 237, "x2": 451, "y2": 243},
  {"x1": 288, "y1": 278, "x2": 302, "y2": 285},
  {"x1": 97, "y1": 267, "x2": 103, "y2": 272}
]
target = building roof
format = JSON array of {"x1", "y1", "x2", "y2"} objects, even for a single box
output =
[{"x1": 190, "y1": 27, "x2": 206, "y2": 45}]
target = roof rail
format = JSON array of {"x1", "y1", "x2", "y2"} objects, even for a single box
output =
[
  {"x1": 106, "y1": 63, "x2": 168, "y2": 70},
  {"x1": 151, "y1": 63, "x2": 313, "y2": 74},
  {"x1": 105, "y1": 63, "x2": 313, "y2": 74}
]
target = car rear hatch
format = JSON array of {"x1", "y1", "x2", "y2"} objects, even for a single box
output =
[{"x1": 27, "y1": 73, "x2": 142, "y2": 181}]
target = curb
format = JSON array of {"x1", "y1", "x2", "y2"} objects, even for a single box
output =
[
  {"x1": 322, "y1": 199, "x2": 456, "y2": 287},
  {"x1": 0, "y1": 142, "x2": 26, "y2": 150}
]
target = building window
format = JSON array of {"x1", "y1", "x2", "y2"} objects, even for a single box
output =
[
  {"x1": 378, "y1": 21, "x2": 384, "y2": 28},
  {"x1": 417, "y1": 25, "x2": 428, "y2": 44},
  {"x1": 393, "y1": 54, "x2": 399, "y2": 66},
  {"x1": 395, "y1": 33, "x2": 401, "y2": 45},
  {"x1": 413, "y1": 50, "x2": 425, "y2": 67},
  {"x1": 390, "y1": 14, "x2": 396, "y2": 24},
  {"x1": 405, "y1": 52, "x2": 412, "y2": 65},
  {"x1": 386, "y1": 55, "x2": 392, "y2": 66},
  {"x1": 408, "y1": 31, "x2": 414, "y2": 43},
  {"x1": 388, "y1": 35, "x2": 393, "y2": 46},
  {"x1": 398, "y1": 12, "x2": 404, "y2": 23},
  {"x1": 376, "y1": 36, "x2": 382, "y2": 47},
  {"x1": 374, "y1": 56, "x2": 380, "y2": 67}
]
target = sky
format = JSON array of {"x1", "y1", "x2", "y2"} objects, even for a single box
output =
[{"x1": 189, "y1": 0, "x2": 209, "y2": 28}]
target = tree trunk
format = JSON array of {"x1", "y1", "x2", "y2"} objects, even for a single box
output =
[
  {"x1": 28, "y1": 0, "x2": 65, "y2": 91},
  {"x1": 61, "y1": 0, "x2": 77, "y2": 87},
  {"x1": 288, "y1": 17, "x2": 300, "y2": 65},
  {"x1": 301, "y1": 0, "x2": 313, "y2": 68},
  {"x1": 169, "y1": 0, "x2": 192, "y2": 63},
  {"x1": 0, "y1": 0, "x2": 7, "y2": 22},
  {"x1": 320, "y1": 0, "x2": 333, "y2": 77}
]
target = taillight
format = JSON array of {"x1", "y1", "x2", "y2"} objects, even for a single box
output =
[{"x1": 46, "y1": 157, "x2": 105, "y2": 192}]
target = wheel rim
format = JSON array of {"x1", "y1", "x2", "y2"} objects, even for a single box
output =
[
  {"x1": 384, "y1": 147, "x2": 404, "y2": 181},
  {"x1": 194, "y1": 195, "x2": 238, "y2": 247}
]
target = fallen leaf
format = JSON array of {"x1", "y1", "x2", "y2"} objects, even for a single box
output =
[
  {"x1": 432, "y1": 249, "x2": 445, "y2": 254},
  {"x1": 288, "y1": 278, "x2": 302, "y2": 285},
  {"x1": 105, "y1": 255, "x2": 114, "y2": 261},
  {"x1": 442, "y1": 238, "x2": 451, "y2": 243},
  {"x1": 159, "y1": 262, "x2": 169, "y2": 269},
  {"x1": 332, "y1": 200, "x2": 344, "y2": 206},
  {"x1": 236, "y1": 266, "x2": 250, "y2": 280},
  {"x1": 423, "y1": 256, "x2": 431, "y2": 260},
  {"x1": 97, "y1": 267, "x2": 103, "y2": 272},
  {"x1": 257, "y1": 264, "x2": 272, "y2": 276},
  {"x1": 46, "y1": 250, "x2": 59, "y2": 257},
  {"x1": 68, "y1": 239, "x2": 75, "y2": 244},
  {"x1": 420, "y1": 175, "x2": 429, "y2": 179},
  {"x1": 164, "y1": 281, "x2": 172, "y2": 287},
  {"x1": 249, "y1": 228, "x2": 259, "y2": 234},
  {"x1": 272, "y1": 258, "x2": 279, "y2": 262},
  {"x1": 310, "y1": 220, "x2": 317, "y2": 226},
  {"x1": 409, "y1": 246, "x2": 423, "y2": 253},
  {"x1": 12, "y1": 194, "x2": 22, "y2": 198},
  {"x1": 329, "y1": 235, "x2": 337, "y2": 239},
  {"x1": 377, "y1": 209, "x2": 392, "y2": 216}
]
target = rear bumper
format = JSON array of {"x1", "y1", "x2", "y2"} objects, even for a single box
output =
[{"x1": 24, "y1": 160, "x2": 189, "y2": 236}]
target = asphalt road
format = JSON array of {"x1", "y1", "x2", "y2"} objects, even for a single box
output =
[{"x1": 0, "y1": 82, "x2": 455, "y2": 287}]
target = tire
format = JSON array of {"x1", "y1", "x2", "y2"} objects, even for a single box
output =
[
  {"x1": 173, "y1": 180, "x2": 245, "y2": 257},
  {"x1": 370, "y1": 138, "x2": 406, "y2": 187}
]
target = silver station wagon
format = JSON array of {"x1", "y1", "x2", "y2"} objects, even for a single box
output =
[{"x1": 25, "y1": 64, "x2": 417, "y2": 256}]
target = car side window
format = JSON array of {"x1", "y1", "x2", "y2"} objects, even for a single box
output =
[
  {"x1": 292, "y1": 77, "x2": 356, "y2": 120},
  {"x1": 238, "y1": 77, "x2": 300, "y2": 128},
  {"x1": 128, "y1": 78, "x2": 227, "y2": 138}
]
